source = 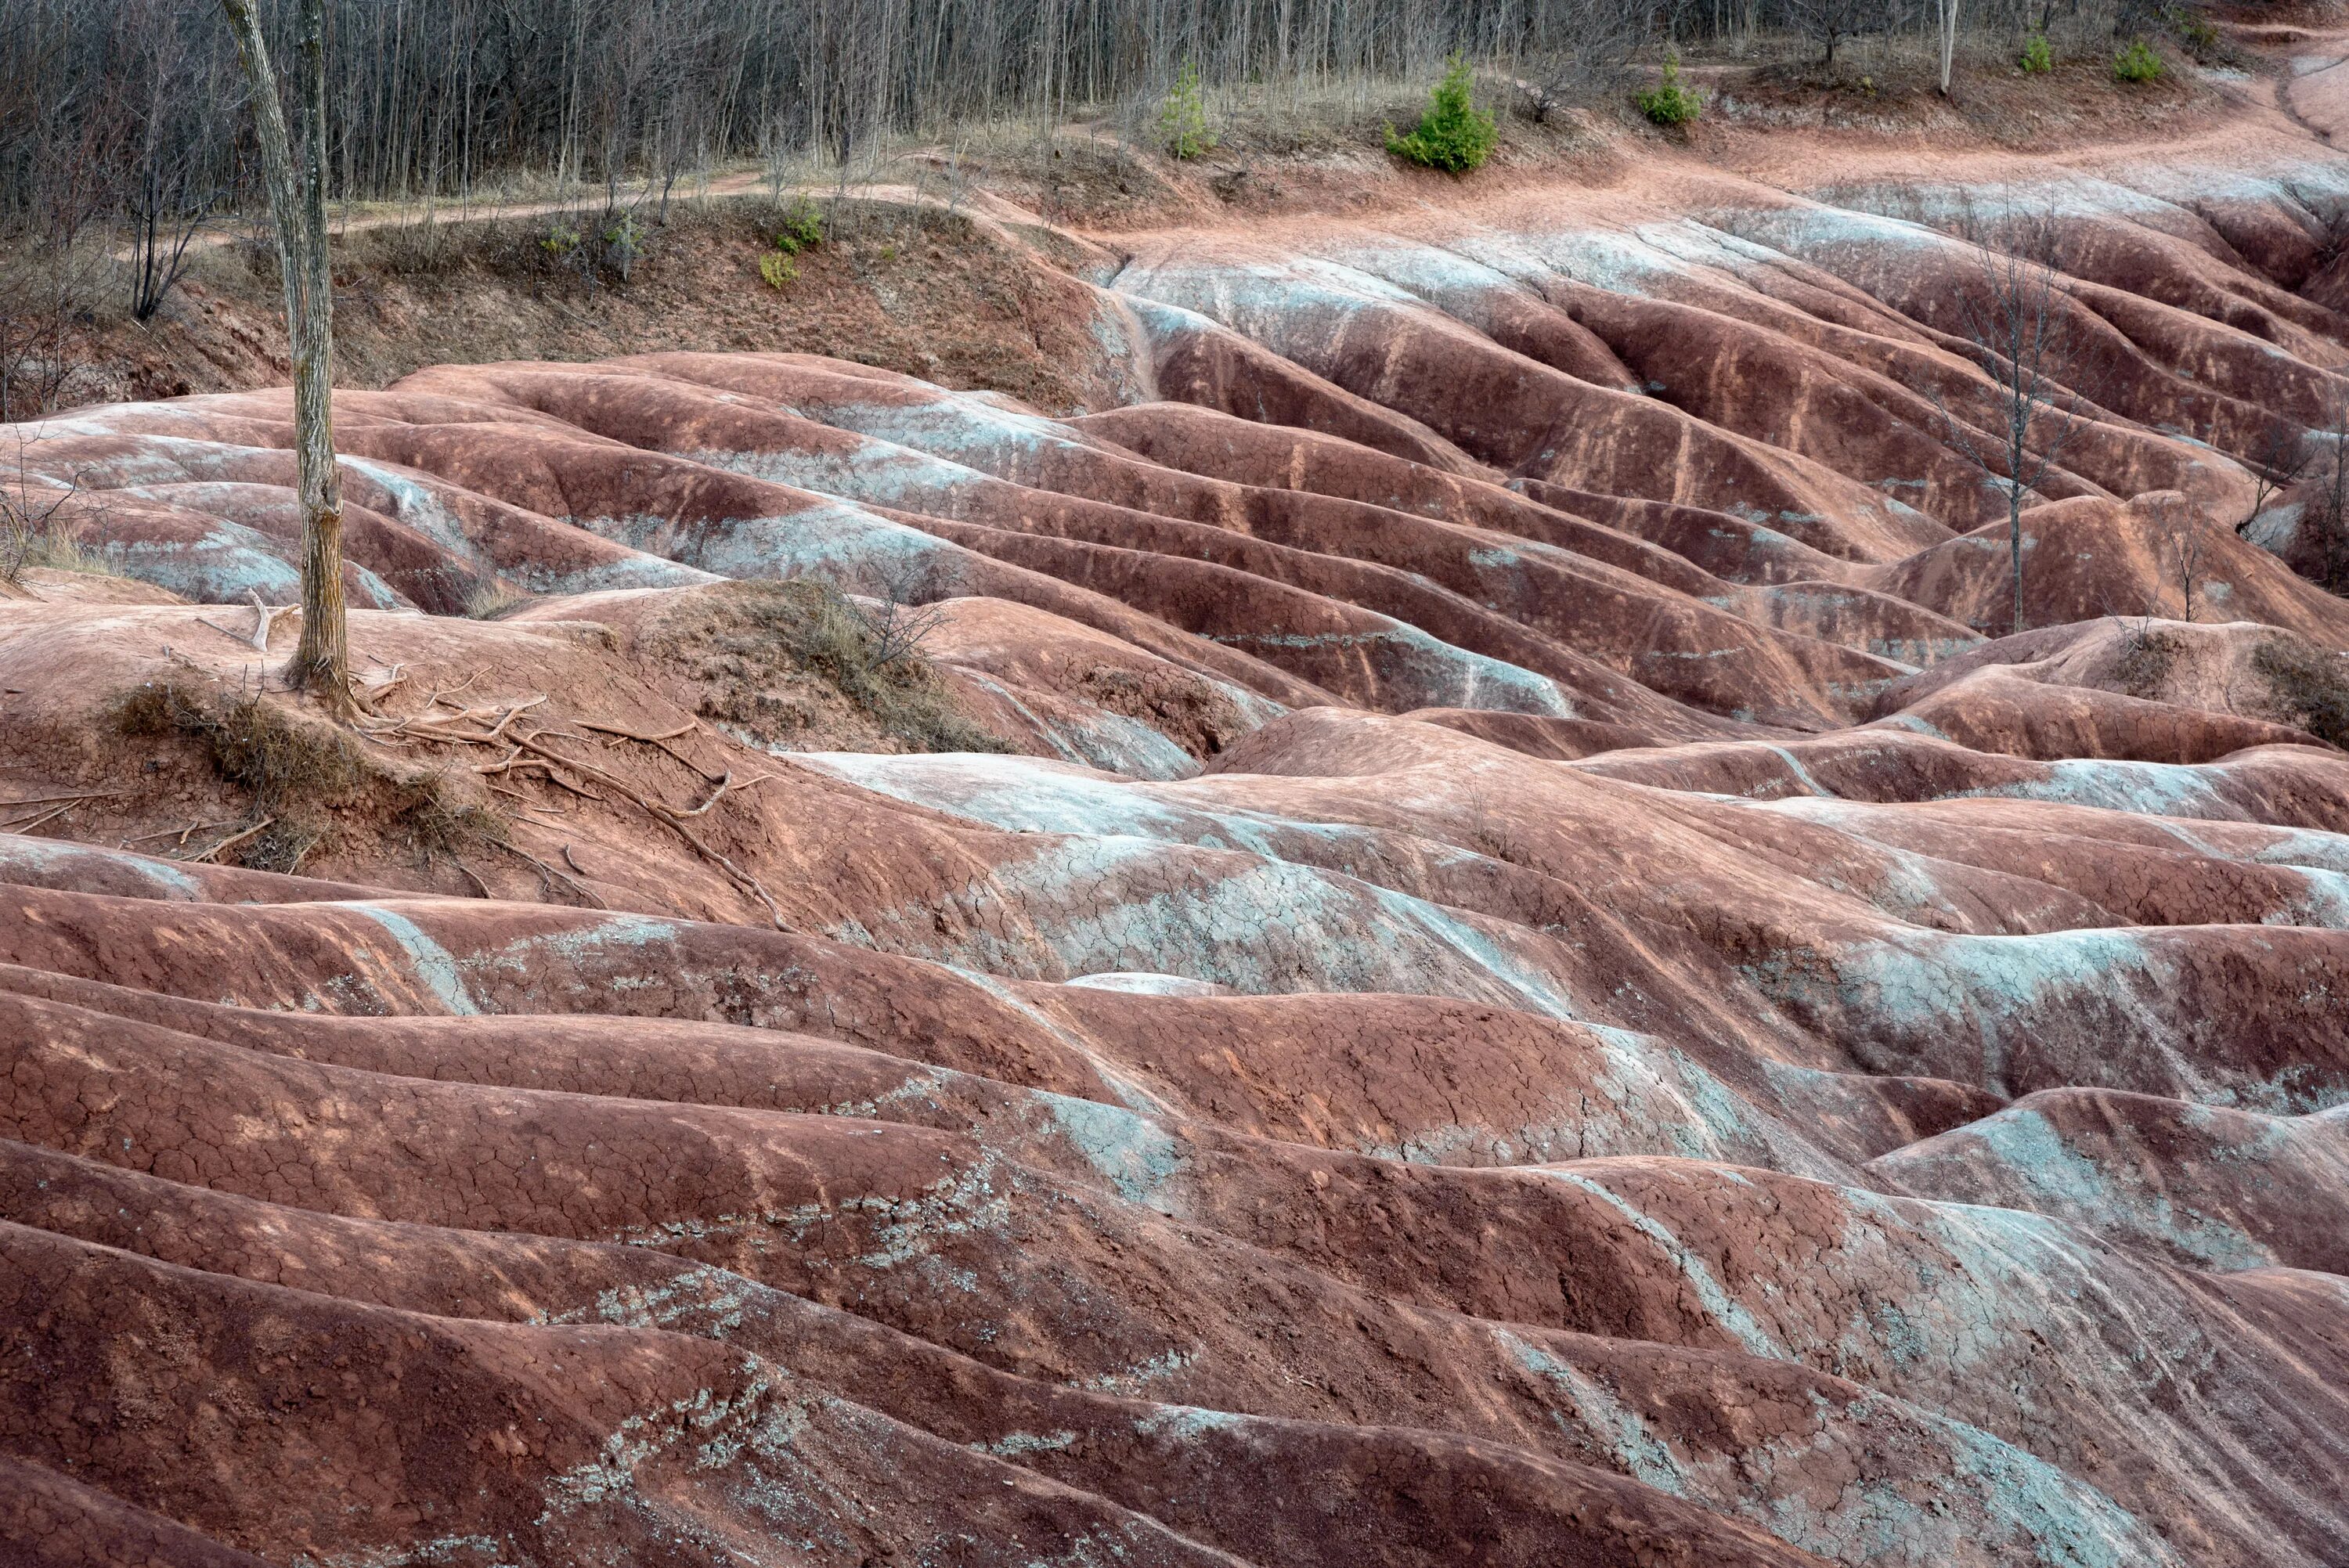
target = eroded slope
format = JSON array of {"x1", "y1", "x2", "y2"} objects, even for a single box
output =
[{"x1": 6, "y1": 77, "x2": 2349, "y2": 1568}]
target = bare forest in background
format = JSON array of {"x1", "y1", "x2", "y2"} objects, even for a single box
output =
[{"x1": 0, "y1": 0, "x2": 2196, "y2": 417}]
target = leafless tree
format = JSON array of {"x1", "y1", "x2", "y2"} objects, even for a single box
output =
[
  {"x1": 0, "y1": 0, "x2": 1856, "y2": 221},
  {"x1": 0, "y1": 430, "x2": 88, "y2": 593},
  {"x1": 0, "y1": 59, "x2": 110, "y2": 421},
  {"x1": 0, "y1": 0, "x2": 2163, "y2": 356},
  {"x1": 2310, "y1": 400, "x2": 2349, "y2": 595},
  {"x1": 2146, "y1": 495, "x2": 2207, "y2": 623},
  {"x1": 1784, "y1": 0, "x2": 1885, "y2": 66},
  {"x1": 110, "y1": 0, "x2": 224, "y2": 323},
  {"x1": 0, "y1": 228, "x2": 98, "y2": 424},
  {"x1": 2235, "y1": 415, "x2": 2311, "y2": 536},
  {"x1": 1930, "y1": 204, "x2": 2089, "y2": 639},
  {"x1": 1519, "y1": 5, "x2": 1647, "y2": 121},
  {"x1": 126, "y1": 148, "x2": 215, "y2": 325},
  {"x1": 219, "y1": 0, "x2": 349, "y2": 707}
]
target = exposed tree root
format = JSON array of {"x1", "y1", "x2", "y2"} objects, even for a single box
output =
[{"x1": 361, "y1": 693, "x2": 790, "y2": 929}]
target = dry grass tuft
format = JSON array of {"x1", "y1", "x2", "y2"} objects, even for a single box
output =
[
  {"x1": 464, "y1": 577, "x2": 534, "y2": 619},
  {"x1": 648, "y1": 579, "x2": 1009, "y2": 755}
]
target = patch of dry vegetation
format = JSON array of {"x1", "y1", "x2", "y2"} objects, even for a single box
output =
[
  {"x1": 2253, "y1": 635, "x2": 2349, "y2": 749},
  {"x1": 110, "y1": 677, "x2": 503, "y2": 873},
  {"x1": 644, "y1": 579, "x2": 1009, "y2": 755},
  {"x1": 2113, "y1": 626, "x2": 2183, "y2": 698}
]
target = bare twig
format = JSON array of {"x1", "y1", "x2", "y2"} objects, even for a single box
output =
[
  {"x1": 0, "y1": 789, "x2": 124, "y2": 810},
  {"x1": 2, "y1": 788, "x2": 122, "y2": 834},
  {"x1": 122, "y1": 818, "x2": 230, "y2": 845},
  {"x1": 186, "y1": 816, "x2": 273, "y2": 863}
]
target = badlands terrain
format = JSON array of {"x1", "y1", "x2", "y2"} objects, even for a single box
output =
[{"x1": 9, "y1": 29, "x2": 2349, "y2": 1568}]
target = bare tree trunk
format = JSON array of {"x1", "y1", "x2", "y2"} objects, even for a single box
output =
[
  {"x1": 1929, "y1": 204, "x2": 2087, "y2": 640},
  {"x1": 220, "y1": 0, "x2": 349, "y2": 708},
  {"x1": 2008, "y1": 470, "x2": 2025, "y2": 635},
  {"x1": 1939, "y1": 0, "x2": 1958, "y2": 95},
  {"x1": 2329, "y1": 402, "x2": 2349, "y2": 594}
]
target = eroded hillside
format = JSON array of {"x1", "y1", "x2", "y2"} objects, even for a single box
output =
[{"x1": 6, "y1": 29, "x2": 2349, "y2": 1568}]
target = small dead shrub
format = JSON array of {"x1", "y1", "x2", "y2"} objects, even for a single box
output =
[
  {"x1": 2113, "y1": 625, "x2": 2181, "y2": 698},
  {"x1": 2253, "y1": 636, "x2": 2349, "y2": 748},
  {"x1": 112, "y1": 679, "x2": 503, "y2": 871}
]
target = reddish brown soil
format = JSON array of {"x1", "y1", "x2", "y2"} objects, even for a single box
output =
[{"x1": 9, "y1": 41, "x2": 2349, "y2": 1568}]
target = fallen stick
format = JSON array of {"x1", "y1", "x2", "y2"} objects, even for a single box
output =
[
  {"x1": 0, "y1": 789, "x2": 124, "y2": 811},
  {"x1": 193, "y1": 591, "x2": 286, "y2": 652},
  {"x1": 186, "y1": 816, "x2": 273, "y2": 864},
  {"x1": 193, "y1": 615, "x2": 254, "y2": 647},
  {"x1": 249, "y1": 589, "x2": 285, "y2": 649},
  {"x1": 122, "y1": 818, "x2": 231, "y2": 845}
]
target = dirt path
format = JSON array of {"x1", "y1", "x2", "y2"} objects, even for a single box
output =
[{"x1": 2283, "y1": 29, "x2": 2349, "y2": 144}]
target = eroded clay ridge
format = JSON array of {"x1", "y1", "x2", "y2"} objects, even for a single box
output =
[{"x1": 5, "y1": 124, "x2": 2349, "y2": 1567}]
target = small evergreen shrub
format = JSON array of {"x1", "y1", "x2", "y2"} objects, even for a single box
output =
[
  {"x1": 1634, "y1": 50, "x2": 1705, "y2": 126},
  {"x1": 2114, "y1": 38, "x2": 2164, "y2": 81},
  {"x1": 1386, "y1": 54, "x2": 1498, "y2": 174},
  {"x1": 2020, "y1": 32, "x2": 2053, "y2": 74},
  {"x1": 1158, "y1": 58, "x2": 1217, "y2": 159},
  {"x1": 758, "y1": 199, "x2": 824, "y2": 290},
  {"x1": 773, "y1": 197, "x2": 825, "y2": 254}
]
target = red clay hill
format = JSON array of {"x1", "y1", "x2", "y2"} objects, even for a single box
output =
[{"x1": 6, "y1": 38, "x2": 2349, "y2": 1568}]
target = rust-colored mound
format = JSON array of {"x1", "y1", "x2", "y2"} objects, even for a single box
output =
[{"x1": 11, "y1": 98, "x2": 2349, "y2": 1568}]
